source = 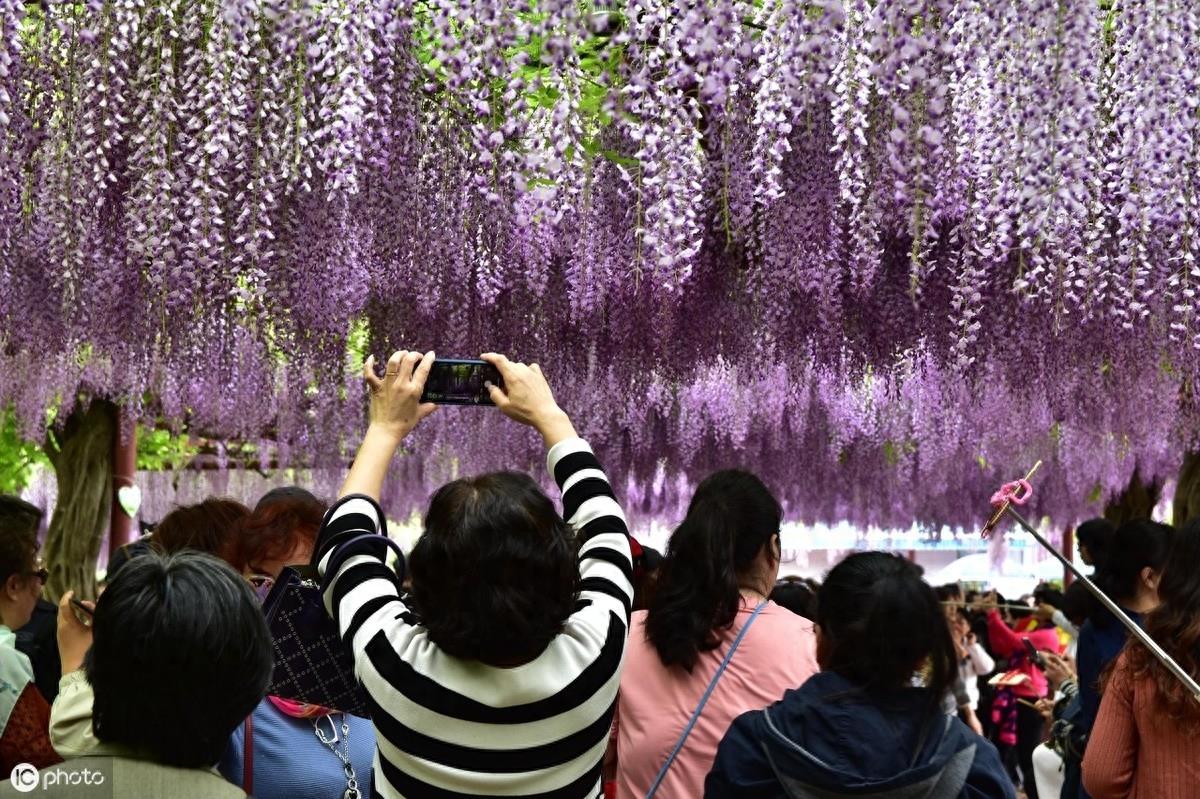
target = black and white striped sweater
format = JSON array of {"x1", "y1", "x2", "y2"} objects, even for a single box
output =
[{"x1": 315, "y1": 437, "x2": 634, "y2": 799}]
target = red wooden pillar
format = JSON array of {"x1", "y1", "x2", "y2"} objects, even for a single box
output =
[
  {"x1": 1062, "y1": 526, "x2": 1075, "y2": 587},
  {"x1": 109, "y1": 411, "x2": 137, "y2": 559}
]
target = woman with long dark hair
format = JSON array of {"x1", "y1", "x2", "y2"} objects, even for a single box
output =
[
  {"x1": 614, "y1": 470, "x2": 818, "y2": 798},
  {"x1": 1082, "y1": 519, "x2": 1200, "y2": 798},
  {"x1": 1067, "y1": 519, "x2": 1173, "y2": 798},
  {"x1": 706, "y1": 551, "x2": 1013, "y2": 799}
]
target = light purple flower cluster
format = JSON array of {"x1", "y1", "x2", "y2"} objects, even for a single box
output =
[{"x1": 1, "y1": 2, "x2": 1199, "y2": 529}]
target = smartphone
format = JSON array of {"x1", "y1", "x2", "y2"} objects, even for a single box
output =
[
  {"x1": 419, "y1": 359, "x2": 502, "y2": 406},
  {"x1": 70, "y1": 597, "x2": 94, "y2": 623},
  {"x1": 1022, "y1": 638, "x2": 1045, "y2": 668}
]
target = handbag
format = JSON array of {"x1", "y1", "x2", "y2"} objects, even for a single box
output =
[
  {"x1": 644, "y1": 601, "x2": 768, "y2": 798},
  {"x1": 262, "y1": 534, "x2": 404, "y2": 718}
]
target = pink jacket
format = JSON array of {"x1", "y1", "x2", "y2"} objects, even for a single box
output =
[{"x1": 986, "y1": 609, "x2": 1062, "y2": 698}]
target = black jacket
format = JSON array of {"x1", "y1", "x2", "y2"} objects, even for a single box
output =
[{"x1": 705, "y1": 671, "x2": 1015, "y2": 799}]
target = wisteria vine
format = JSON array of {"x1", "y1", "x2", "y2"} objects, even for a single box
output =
[{"x1": 2, "y1": 0, "x2": 1199, "y2": 530}]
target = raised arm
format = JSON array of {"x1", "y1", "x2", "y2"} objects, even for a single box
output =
[
  {"x1": 311, "y1": 350, "x2": 435, "y2": 648},
  {"x1": 549, "y1": 438, "x2": 633, "y2": 625},
  {"x1": 338, "y1": 350, "x2": 437, "y2": 502},
  {"x1": 481, "y1": 353, "x2": 634, "y2": 623},
  {"x1": 985, "y1": 609, "x2": 1025, "y2": 658}
]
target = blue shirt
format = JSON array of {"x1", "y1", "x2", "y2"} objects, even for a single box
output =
[
  {"x1": 1076, "y1": 607, "x2": 1143, "y2": 731},
  {"x1": 219, "y1": 698, "x2": 375, "y2": 799}
]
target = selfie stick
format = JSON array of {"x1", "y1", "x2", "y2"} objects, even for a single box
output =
[
  {"x1": 942, "y1": 601, "x2": 1034, "y2": 612},
  {"x1": 982, "y1": 477, "x2": 1200, "y2": 703}
]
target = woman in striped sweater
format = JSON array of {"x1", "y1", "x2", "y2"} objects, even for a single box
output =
[{"x1": 315, "y1": 350, "x2": 634, "y2": 799}]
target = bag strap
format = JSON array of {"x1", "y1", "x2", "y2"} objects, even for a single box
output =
[
  {"x1": 645, "y1": 601, "x2": 769, "y2": 799},
  {"x1": 242, "y1": 710, "x2": 254, "y2": 796},
  {"x1": 322, "y1": 533, "x2": 405, "y2": 585}
]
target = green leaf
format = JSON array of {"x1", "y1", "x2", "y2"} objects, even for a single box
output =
[{"x1": 0, "y1": 409, "x2": 49, "y2": 494}]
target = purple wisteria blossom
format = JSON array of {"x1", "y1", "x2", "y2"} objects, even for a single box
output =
[{"x1": 0, "y1": 1, "x2": 1198, "y2": 529}]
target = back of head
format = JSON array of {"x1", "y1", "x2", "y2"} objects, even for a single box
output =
[
  {"x1": 1034, "y1": 584, "x2": 1066, "y2": 627},
  {"x1": 645, "y1": 469, "x2": 781, "y2": 671},
  {"x1": 1034, "y1": 584, "x2": 1065, "y2": 609},
  {"x1": 1061, "y1": 581, "x2": 1092, "y2": 625},
  {"x1": 632, "y1": 545, "x2": 664, "y2": 612},
  {"x1": 153, "y1": 498, "x2": 250, "y2": 570},
  {"x1": 1076, "y1": 517, "x2": 1116, "y2": 569},
  {"x1": 816, "y1": 552, "x2": 956, "y2": 702},
  {"x1": 409, "y1": 471, "x2": 578, "y2": 665},
  {"x1": 1126, "y1": 518, "x2": 1200, "y2": 731},
  {"x1": 86, "y1": 550, "x2": 272, "y2": 767},
  {"x1": 933, "y1": 583, "x2": 961, "y2": 603},
  {"x1": 771, "y1": 579, "x2": 816, "y2": 620},
  {"x1": 1091, "y1": 518, "x2": 1174, "y2": 624},
  {"x1": 235, "y1": 487, "x2": 327, "y2": 576},
  {"x1": 0, "y1": 495, "x2": 40, "y2": 583}
]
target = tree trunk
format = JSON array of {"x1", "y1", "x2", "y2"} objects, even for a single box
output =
[
  {"x1": 42, "y1": 399, "x2": 116, "y2": 602},
  {"x1": 1103, "y1": 468, "x2": 1162, "y2": 526},
  {"x1": 1173, "y1": 452, "x2": 1200, "y2": 528}
]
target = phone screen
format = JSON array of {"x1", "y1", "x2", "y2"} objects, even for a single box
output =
[
  {"x1": 1022, "y1": 638, "x2": 1044, "y2": 666},
  {"x1": 419, "y1": 359, "x2": 502, "y2": 405}
]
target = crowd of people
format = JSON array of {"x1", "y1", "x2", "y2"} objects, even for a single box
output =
[{"x1": 0, "y1": 350, "x2": 1198, "y2": 798}]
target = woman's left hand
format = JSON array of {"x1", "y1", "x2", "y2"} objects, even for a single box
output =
[{"x1": 364, "y1": 350, "x2": 437, "y2": 442}]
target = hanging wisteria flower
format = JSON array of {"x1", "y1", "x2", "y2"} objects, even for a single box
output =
[{"x1": 0, "y1": 0, "x2": 1197, "y2": 529}]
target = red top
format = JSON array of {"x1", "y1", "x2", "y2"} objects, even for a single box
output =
[
  {"x1": 1083, "y1": 650, "x2": 1200, "y2": 799},
  {"x1": 1, "y1": 683, "x2": 62, "y2": 778},
  {"x1": 985, "y1": 609, "x2": 1061, "y2": 698}
]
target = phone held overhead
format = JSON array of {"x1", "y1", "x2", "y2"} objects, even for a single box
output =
[{"x1": 418, "y1": 358, "x2": 504, "y2": 406}]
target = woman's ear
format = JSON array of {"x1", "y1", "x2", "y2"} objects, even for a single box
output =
[
  {"x1": 3, "y1": 573, "x2": 23, "y2": 603},
  {"x1": 1141, "y1": 566, "x2": 1162, "y2": 591}
]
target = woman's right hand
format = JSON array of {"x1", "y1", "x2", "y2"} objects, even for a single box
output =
[
  {"x1": 1042, "y1": 652, "x2": 1076, "y2": 692},
  {"x1": 481, "y1": 353, "x2": 577, "y2": 446},
  {"x1": 57, "y1": 591, "x2": 94, "y2": 675}
]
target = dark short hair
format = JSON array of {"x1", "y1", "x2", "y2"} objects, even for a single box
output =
[
  {"x1": 817, "y1": 551, "x2": 957, "y2": 702},
  {"x1": 235, "y1": 487, "x2": 326, "y2": 574},
  {"x1": 0, "y1": 495, "x2": 41, "y2": 582},
  {"x1": 1034, "y1": 584, "x2": 1065, "y2": 608},
  {"x1": 86, "y1": 550, "x2": 272, "y2": 767},
  {"x1": 153, "y1": 498, "x2": 250, "y2": 570},
  {"x1": 408, "y1": 472, "x2": 579, "y2": 665},
  {"x1": 933, "y1": 584, "x2": 961, "y2": 602},
  {"x1": 632, "y1": 545, "x2": 664, "y2": 612},
  {"x1": 771, "y1": 579, "x2": 816, "y2": 620},
  {"x1": 1061, "y1": 581, "x2": 1092, "y2": 625},
  {"x1": 1076, "y1": 518, "x2": 1116, "y2": 567}
]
